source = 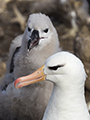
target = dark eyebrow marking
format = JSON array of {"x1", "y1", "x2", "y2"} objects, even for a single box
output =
[{"x1": 48, "y1": 65, "x2": 64, "y2": 70}]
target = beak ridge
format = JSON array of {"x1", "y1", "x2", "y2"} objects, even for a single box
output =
[{"x1": 27, "y1": 30, "x2": 39, "y2": 51}]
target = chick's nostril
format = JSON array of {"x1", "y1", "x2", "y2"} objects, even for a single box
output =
[{"x1": 27, "y1": 30, "x2": 39, "y2": 51}]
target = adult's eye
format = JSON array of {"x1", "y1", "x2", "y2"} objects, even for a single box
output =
[
  {"x1": 48, "y1": 65, "x2": 64, "y2": 70},
  {"x1": 43, "y1": 28, "x2": 48, "y2": 33}
]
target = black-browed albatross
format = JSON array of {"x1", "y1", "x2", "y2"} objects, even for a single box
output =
[
  {"x1": 0, "y1": 13, "x2": 60, "y2": 120},
  {"x1": 15, "y1": 51, "x2": 90, "y2": 120}
]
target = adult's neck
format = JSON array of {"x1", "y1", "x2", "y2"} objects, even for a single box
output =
[{"x1": 42, "y1": 81, "x2": 90, "y2": 120}]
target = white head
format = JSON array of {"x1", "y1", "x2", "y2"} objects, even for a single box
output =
[
  {"x1": 44, "y1": 52, "x2": 86, "y2": 88},
  {"x1": 21, "y1": 13, "x2": 59, "y2": 52}
]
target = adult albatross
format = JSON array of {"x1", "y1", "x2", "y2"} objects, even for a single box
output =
[
  {"x1": 0, "y1": 13, "x2": 60, "y2": 120},
  {"x1": 15, "y1": 51, "x2": 90, "y2": 120}
]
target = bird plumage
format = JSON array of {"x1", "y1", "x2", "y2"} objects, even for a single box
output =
[
  {"x1": 0, "y1": 13, "x2": 60, "y2": 120},
  {"x1": 42, "y1": 52, "x2": 89, "y2": 120},
  {"x1": 15, "y1": 52, "x2": 90, "y2": 120}
]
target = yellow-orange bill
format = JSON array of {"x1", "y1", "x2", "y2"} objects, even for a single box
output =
[{"x1": 14, "y1": 65, "x2": 46, "y2": 89}]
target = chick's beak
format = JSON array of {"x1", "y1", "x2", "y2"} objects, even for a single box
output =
[
  {"x1": 14, "y1": 65, "x2": 46, "y2": 89},
  {"x1": 28, "y1": 30, "x2": 39, "y2": 51}
]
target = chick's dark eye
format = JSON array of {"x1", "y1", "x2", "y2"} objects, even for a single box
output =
[
  {"x1": 28, "y1": 27, "x2": 31, "y2": 32},
  {"x1": 48, "y1": 65, "x2": 64, "y2": 70},
  {"x1": 43, "y1": 28, "x2": 48, "y2": 33}
]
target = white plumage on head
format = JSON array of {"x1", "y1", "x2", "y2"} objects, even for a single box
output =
[{"x1": 42, "y1": 52, "x2": 90, "y2": 120}]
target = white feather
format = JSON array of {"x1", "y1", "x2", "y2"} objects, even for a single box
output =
[{"x1": 42, "y1": 52, "x2": 90, "y2": 120}]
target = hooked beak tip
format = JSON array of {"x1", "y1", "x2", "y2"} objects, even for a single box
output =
[
  {"x1": 14, "y1": 65, "x2": 45, "y2": 89},
  {"x1": 14, "y1": 78, "x2": 22, "y2": 89}
]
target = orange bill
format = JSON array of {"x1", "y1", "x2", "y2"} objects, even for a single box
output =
[{"x1": 14, "y1": 65, "x2": 46, "y2": 89}]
